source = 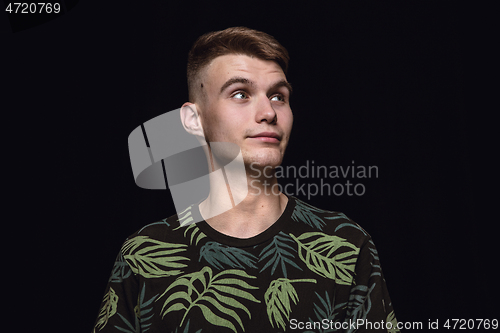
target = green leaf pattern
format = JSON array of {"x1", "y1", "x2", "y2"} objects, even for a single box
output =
[
  {"x1": 258, "y1": 232, "x2": 302, "y2": 277},
  {"x1": 176, "y1": 205, "x2": 196, "y2": 228},
  {"x1": 172, "y1": 319, "x2": 202, "y2": 333},
  {"x1": 122, "y1": 236, "x2": 189, "y2": 278},
  {"x1": 291, "y1": 200, "x2": 330, "y2": 230},
  {"x1": 136, "y1": 283, "x2": 159, "y2": 332},
  {"x1": 158, "y1": 266, "x2": 261, "y2": 333},
  {"x1": 108, "y1": 251, "x2": 132, "y2": 283},
  {"x1": 182, "y1": 223, "x2": 207, "y2": 245},
  {"x1": 264, "y1": 278, "x2": 317, "y2": 330},
  {"x1": 199, "y1": 241, "x2": 257, "y2": 270},
  {"x1": 346, "y1": 284, "x2": 376, "y2": 332},
  {"x1": 386, "y1": 310, "x2": 399, "y2": 333},
  {"x1": 304, "y1": 291, "x2": 347, "y2": 333},
  {"x1": 290, "y1": 232, "x2": 359, "y2": 285},
  {"x1": 95, "y1": 287, "x2": 118, "y2": 330},
  {"x1": 94, "y1": 197, "x2": 399, "y2": 332}
]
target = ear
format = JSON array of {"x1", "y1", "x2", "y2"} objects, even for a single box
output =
[{"x1": 180, "y1": 102, "x2": 205, "y2": 138}]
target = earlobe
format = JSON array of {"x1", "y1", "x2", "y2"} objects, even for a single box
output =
[{"x1": 180, "y1": 102, "x2": 205, "y2": 138}]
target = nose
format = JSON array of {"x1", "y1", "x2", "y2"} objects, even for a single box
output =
[{"x1": 255, "y1": 97, "x2": 277, "y2": 124}]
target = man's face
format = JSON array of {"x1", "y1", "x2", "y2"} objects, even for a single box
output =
[{"x1": 197, "y1": 54, "x2": 293, "y2": 169}]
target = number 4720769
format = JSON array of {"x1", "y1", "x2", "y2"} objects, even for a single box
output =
[
  {"x1": 444, "y1": 319, "x2": 498, "y2": 330},
  {"x1": 5, "y1": 3, "x2": 61, "y2": 14}
]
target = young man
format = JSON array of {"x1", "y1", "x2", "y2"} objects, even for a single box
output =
[{"x1": 93, "y1": 27, "x2": 400, "y2": 332}]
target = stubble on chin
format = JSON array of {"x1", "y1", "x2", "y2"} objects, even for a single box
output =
[{"x1": 242, "y1": 147, "x2": 284, "y2": 170}]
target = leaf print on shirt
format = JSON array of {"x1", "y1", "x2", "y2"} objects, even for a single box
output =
[
  {"x1": 181, "y1": 223, "x2": 207, "y2": 245},
  {"x1": 304, "y1": 291, "x2": 347, "y2": 333},
  {"x1": 136, "y1": 283, "x2": 159, "y2": 332},
  {"x1": 345, "y1": 283, "x2": 376, "y2": 333},
  {"x1": 386, "y1": 310, "x2": 400, "y2": 333},
  {"x1": 108, "y1": 251, "x2": 132, "y2": 283},
  {"x1": 265, "y1": 278, "x2": 316, "y2": 331},
  {"x1": 258, "y1": 232, "x2": 302, "y2": 278},
  {"x1": 172, "y1": 319, "x2": 202, "y2": 333},
  {"x1": 176, "y1": 205, "x2": 195, "y2": 227},
  {"x1": 199, "y1": 241, "x2": 258, "y2": 270},
  {"x1": 113, "y1": 283, "x2": 159, "y2": 333},
  {"x1": 158, "y1": 267, "x2": 261, "y2": 333},
  {"x1": 334, "y1": 221, "x2": 368, "y2": 236},
  {"x1": 95, "y1": 287, "x2": 118, "y2": 330},
  {"x1": 291, "y1": 199, "x2": 330, "y2": 230},
  {"x1": 367, "y1": 240, "x2": 382, "y2": 278},
  {"x1": 122, "y1": 236, "x2": 189, "y2": 278},
  {"x1": 114, "y1": 313, "x2": 139, "y2": 333},
  {"x1": 138, "y1": 217, "x2": 170, "y2": 234},
  {"x1": 290, "y1": 232, "x2": 359, "y2": 285}
]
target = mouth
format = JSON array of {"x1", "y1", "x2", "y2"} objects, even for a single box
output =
[{"x1": 248, "y1": 132, "x2": 281, "y2": 143}]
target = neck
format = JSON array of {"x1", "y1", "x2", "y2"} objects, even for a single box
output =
[{"x1": 199, "y1": 160, "x2": 288, "y2": 238}]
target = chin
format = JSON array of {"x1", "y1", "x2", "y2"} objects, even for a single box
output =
[{"x1": 243, "y1": 150, "x2": 283, "y2": 169}]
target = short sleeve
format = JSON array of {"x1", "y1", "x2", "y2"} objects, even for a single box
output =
[
  {"x1": 343, "y1": 238, "x2": 400, "y2": 333},
  {"x1": 92, "y1": 245, "x2": 140, "y2": 332}
]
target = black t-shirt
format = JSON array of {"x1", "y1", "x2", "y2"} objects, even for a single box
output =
[{"x1": 93, "y1": 196, "x2": 400, "y2": 332}]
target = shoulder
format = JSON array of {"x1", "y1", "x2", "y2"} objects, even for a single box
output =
[
  {"x1": 117, "y1": 207, "x2": 198, "y2": 279},
  {"x1": 289, "y1": 196, "x2": 371, "y2": 248},
  {"x1": 122, "y1": 205, "x2": 196, "y2": 247}
]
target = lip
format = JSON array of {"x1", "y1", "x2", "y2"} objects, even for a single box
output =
[{"x1": 248, "y1": 132, "x2": 281, "y2": 143}]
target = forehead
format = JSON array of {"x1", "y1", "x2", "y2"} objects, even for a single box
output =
[{"x1": 204, "y1": 54, "x2": 286, "y2": 86}]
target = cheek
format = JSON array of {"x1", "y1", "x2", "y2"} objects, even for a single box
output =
[
  {"x1": 201, "y1": 103, "x2": 225, "y2": 139},
  {"x1": 287, "y1": 112, "x2": 294, "y2": 129},
  {"x1": 202, "y1": 111, "x2": 242, "y2": 142},
  {"x1": 281, "y1": 110, "x2": 294, "y2": 134},
  {"x1": 217, "y1": 110, "x2": 247, "y2": 133},
  {"x1": 200, "y1": 113, "x2": 219, "y2": 143}
]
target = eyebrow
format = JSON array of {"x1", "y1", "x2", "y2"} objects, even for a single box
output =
[
  {"x1": 219, "y1": 76, "x2": 253, "y2": 94},
  {"x1": 270, "y1": 79, "x2": 293, "y2": 95},
  {"x1": 219, "y1": 76, "x2": 293, "y2": 95}
]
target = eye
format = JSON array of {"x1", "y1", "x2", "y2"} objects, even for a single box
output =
[
  {"x1": 270, "y1": 94, "x2": 285, "y2": 102},
  {"x1": 232, "y1": 91, "x2": 248, "y2": 99}
]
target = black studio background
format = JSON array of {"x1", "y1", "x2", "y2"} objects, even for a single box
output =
[{"x1": 4, "y1": 1, "x2": 487, "y2": 332}]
